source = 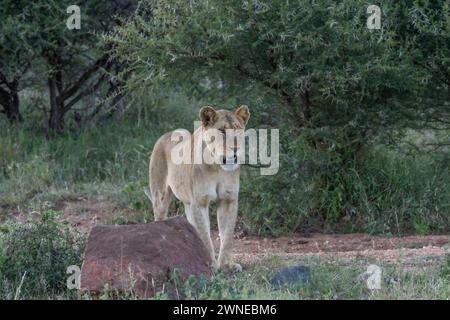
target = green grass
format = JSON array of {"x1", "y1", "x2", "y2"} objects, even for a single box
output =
[
  {"x1": 115, "y1": 258, "x2": 445, "y2": 300},
  {"x1": 1, "y1": 92, "x2": 449, "y2": 235},
  {"x1": 240, "y1": 135, "x2": 450, "y2": 235},
  {"x1": 0, "y1": 120, "x2": 159, "y2": 215},
  {"x1": 1, "y1": 195, "x2": 446, "y2": 300},
  {"x1": 166, "y1": 257, "x2": 450, "y2": 300},
  {"x1": 0, "y1": 210, "x2": 448, "y2": 300},
  {"x1": 0, "y1": 210, "x2": 86, "y2": 299}
]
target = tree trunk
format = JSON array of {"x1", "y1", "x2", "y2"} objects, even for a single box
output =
[
  {"x1": 47, "y1": 76, "x2": 65, "y2": 134},
  {"x1": 44, "y1": 50, "x2": 111, "y2": 134},
  {"x1": 0, "y1": 79, "x2": 22, "y2": 122},
  {"x1": 300, "y1": 91, "x2": 312, "y2": 124}
]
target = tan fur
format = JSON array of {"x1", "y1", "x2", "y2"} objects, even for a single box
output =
[{"x1": 145, "y1": 105, "x2": 250, "y2": 271}]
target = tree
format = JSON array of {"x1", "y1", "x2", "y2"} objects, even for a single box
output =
[
  {"x1": 0, "y1": 7, "x2": 35, "y2": 122},
  {"x1": 107, "y1": 0, "x2": 449, "y2": 150},
  {"x1": 0, "y1": 73, "x2": 22, "y2": 122},
  {"x1": 105, "y1": 0, "x2": 449, "y2": 225},
  {"x1": 0, "y1": 0, "x2": 136, "y2": 132}
]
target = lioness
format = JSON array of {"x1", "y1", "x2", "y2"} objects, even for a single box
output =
[{"x1": 144, "y1": 105, "x2": 250, "y2": 271}]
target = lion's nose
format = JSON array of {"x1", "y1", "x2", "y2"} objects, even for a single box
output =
[{"x1": 222, "y1": 154, "x2": 238, "y2": 165}]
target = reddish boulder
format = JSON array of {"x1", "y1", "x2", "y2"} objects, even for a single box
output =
[{"x1": 80, "y1": 216, "x2": 212, "y2": 297}]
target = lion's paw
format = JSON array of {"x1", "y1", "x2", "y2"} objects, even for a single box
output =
[
  {"x1": 220, "y1": 262, "x2": 243, "y2": 273},
  {"x1": 230, "y1": 262, "x2": 243, "y2": 273},
  {"x1": 210, "y1": 260, "x2": 220, "y2": 273}
]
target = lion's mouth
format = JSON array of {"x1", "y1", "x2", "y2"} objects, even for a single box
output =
[
  {"x1": 220, "y1": 163, "x2": 240, "y2": 171},
  {"x1": 220, "y1": 154, "x2": 239, "y2": 171}
]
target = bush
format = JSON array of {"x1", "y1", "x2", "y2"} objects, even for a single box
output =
[
  {"x1": 440, "y1": 255, "x2": 450, "y2": 280},
  {"x1": 1, "y1": 93, "x2": 448, "y2": 237},
  {"x1": 239, "y1": 133, "x2": 450, "y2": 236},
  {"x1": 0, "y1": 210, "x2": 86, "y2": 299}
]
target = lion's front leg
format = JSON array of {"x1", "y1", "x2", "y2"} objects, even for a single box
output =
[
  {"x1": 189, "y1": 203, "x2": 217, "y2": 269},
  {"x1": 217, "y1": 198, "x2": 241, "y2": 272}
]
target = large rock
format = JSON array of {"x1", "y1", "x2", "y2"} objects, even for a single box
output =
[{"x1": 80, "y1": 216, "x2": 212, "y2": 297}]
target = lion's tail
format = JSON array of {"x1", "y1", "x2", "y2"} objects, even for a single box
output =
[{"x1": 143, "y1": 186, "x2": 153, "y2": 202}]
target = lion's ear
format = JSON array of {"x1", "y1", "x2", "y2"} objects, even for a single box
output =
[
  {"x1": 199, "y1": 106, "x2": 217, "y2": 127},
  {"x1": 235, "y1": 105, "x2": 250, "y2": 126}
]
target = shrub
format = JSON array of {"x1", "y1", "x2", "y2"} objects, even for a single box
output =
[
  {"x1": 0, "y1": 210, "x2": 86, "y2": 299},
  {"x1": 239, "y1": 133, "x2": 450, "y2": 236}
]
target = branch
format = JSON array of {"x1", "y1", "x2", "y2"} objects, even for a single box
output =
[
  {"x1": 63, "y1": 73, "x2": 108, "y2": 113},
  {"x1": 62, "y1": 54, "x2": 109, "y2": 100}
]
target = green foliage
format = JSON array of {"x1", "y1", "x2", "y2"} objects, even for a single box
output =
[
  {"x1": 0, "y1": 0, "x2": 448, "y2": 300},
  {"x1": 0, "y1": 210, "x2": 86, "y2": 299},
  {"x1": 148, "y1": 257, "x2": 450, "y2": 300},
  {"x1": 0, "y1": 1, "x2": 137, "y2": 130},
  {"x1": 0, "y1": 0, "x2": 133, "y2": 74},
  {"x1": 107, "y1": 0, "x2": 449, "y2": 143},
  {"x1": 240, "y1": 133, "x2": 450, "y2": 235},
  {"x1": 440, "y1": 255, "x2": 450, "y2": 280},
  {"x1": 103, "y1": 0, "x2": 449, "y2": 235},
  {"x1": 1, "y1": 94, "x2": 449, "y2": 235},
  {"x1": 0, "y1": 96, "x2": 192, "y2": 213},
  {"x1": 0, "y1": 0, "x2": 101, "y2": 82},
  {"x1": 0, "y1": 154, "x2": 53, "y2": 209}
]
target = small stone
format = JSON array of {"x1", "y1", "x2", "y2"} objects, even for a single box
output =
[{"x1": 270, "y1": 265, "x2": 312, "y2": 286}]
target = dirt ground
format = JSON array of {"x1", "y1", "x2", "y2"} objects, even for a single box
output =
[
  {"x1": 11, "y1": 198, "x2": 450, "y2": 267},
  {"x1": 224, "y1": 232, "x2": 449, "y2": 267}
]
